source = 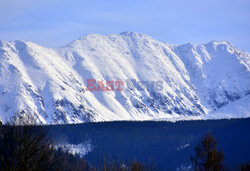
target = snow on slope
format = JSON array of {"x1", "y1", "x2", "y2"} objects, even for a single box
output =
[
  {"x1": 204, "y1": 94, "x2": 250, "y2": 119},
  {"x1": 0, "y1": 32, "x2": 249, "y2": 124},
  {"x1": 55, "y1": 141, "x2": 93, "y2": 157},
  {"x1": 173, "y1": 41, "x2": 250, "y2": 110},
  {"x1": 155, "y1": 95, "x2": 250, "y2": 122}
]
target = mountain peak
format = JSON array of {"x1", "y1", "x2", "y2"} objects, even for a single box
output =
[
  {"x1": 0, "y1": 33, "x2": 249, "y2": 124},
  {"x1": 119, "y1": 31, "x2": 142, "y2": 36}
]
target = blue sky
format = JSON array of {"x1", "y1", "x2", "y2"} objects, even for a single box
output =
[{"x1": 0, "y1": 0, "x2": 249, "y2": 51}]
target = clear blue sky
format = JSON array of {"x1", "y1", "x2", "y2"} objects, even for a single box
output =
[{"x1": 0, "y1": 0, "x2": 249, "y2": 51}]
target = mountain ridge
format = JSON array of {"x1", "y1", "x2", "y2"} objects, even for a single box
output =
[{"x1": 0, "y1": 32, "x2": 249, "y2": 124}]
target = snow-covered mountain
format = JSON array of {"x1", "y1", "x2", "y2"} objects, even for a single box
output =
[{"x1": 0, "y1": 32, "x2": 249, "y2": 124}]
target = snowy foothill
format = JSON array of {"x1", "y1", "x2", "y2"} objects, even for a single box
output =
[{"x1": 55, "y1": 140, "x2": 93, "y2": 158}]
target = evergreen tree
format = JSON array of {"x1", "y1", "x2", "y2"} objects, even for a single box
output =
[
  {"x1": 241, "y1": 162, "x2": 250, "y2": 171},
  {"x1": 0, "y1": 125, "x2": 54, "y2": 171},
  {"x1": 191, "y1": 132, "x2": 224, "y2": 171}
]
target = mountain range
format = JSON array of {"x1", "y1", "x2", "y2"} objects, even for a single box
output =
[{"x1": 0, "y1": 32, "x2": 249, "y2": 124}]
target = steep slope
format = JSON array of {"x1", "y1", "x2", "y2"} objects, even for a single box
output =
[
  {"x1": 173, "y1": 41, "x2": 250, "y2": 110},
  {"x1": 0, "y1": 32, "x2": 249, "y2": 124},
  {"x1": 0, "y1": 40, "x2": 97, "y2": 124}
]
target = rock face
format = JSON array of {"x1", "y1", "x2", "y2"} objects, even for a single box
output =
[{"x1": 0, "y1": 32, "x2": 249, "y2": 124}]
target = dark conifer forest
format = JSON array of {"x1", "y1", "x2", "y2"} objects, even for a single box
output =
[{"x1": 0, "y1": 118, "x2": 250, "y2": 170}]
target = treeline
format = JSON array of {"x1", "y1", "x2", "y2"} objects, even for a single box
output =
[
  {"x1": 48, "y1": 118, "x2": 250, "y2": 169},
  {"x1": 0, "y1": 121, "x2": 249, "y2": 170},
  {"x1": 0, "y1": 123, "x2": 150, "y2": 171},
  {"x1": 0, "y1": 124, "x2": 89, "y2": 170}
]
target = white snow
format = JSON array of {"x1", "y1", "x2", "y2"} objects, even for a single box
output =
[
  {"x1": 0, "y1": 32, "x2": 249, "y2": 124},
  {"x1": 177, "y1": 143, "x2": 190, "y2": 151},
  {"x1": 55, "y1": 141, "x2": 93, "y2": 157}
]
